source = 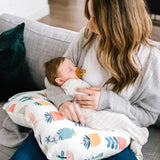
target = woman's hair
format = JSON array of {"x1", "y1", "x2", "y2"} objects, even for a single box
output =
[
  {"x1": 44, "y1": 57, "x2": 65, "y2": 86},
  {"x1": 84, "y1": 0, "x2": 153, "y2": 93}
]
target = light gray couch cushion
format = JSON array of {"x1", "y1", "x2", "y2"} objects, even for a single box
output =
[
  {"x1": 142, "y1": 126, "x2": 160, "y2": 160},
  {"x1": 0, "y1": 14, "x2": 77, "y2": 89},
  {"x1": 0, "y1": 103, "x2": 7, "y2": 129}
]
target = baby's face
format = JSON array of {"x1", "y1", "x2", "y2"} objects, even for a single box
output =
[{"x1": 58, "y1": 58, "x2": 78, "y2": 83}]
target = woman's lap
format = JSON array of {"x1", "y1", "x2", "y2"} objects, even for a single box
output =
[
  {"x1": 9, "y1": 131, "x2": 47, "y2": 160},
  {"x1": 107, "y1": 147, "x2": 137, "y2": 160},
  {"x1": 10, "y1": 131, "x2": 137, "y2": 160}
]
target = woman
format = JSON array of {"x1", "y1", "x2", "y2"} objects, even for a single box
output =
[{"x1": 10, "y1": 0, "x2": 160, "y2": 159}]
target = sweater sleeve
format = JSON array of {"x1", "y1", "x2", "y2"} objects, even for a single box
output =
[
  {"x1": 98, "y1": 47, "x2": 160, "y2": 127},
  {"x1": 45, "y1": 27, "x2": 86, "y2": 109}
]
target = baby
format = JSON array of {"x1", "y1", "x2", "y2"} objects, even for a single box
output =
[
  {"x1": 44, "y1": 57, "x2": 90, "y2": 98},
  {"x1": 44, "y1": 57, "x2": 149, "y2": 159}
]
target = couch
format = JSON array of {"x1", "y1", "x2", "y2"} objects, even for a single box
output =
[{"x1": 0, "y1": 13, "x2": 160, "y2": 160}]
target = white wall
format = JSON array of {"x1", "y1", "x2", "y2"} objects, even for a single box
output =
[{"x1": 0, "y1": 0, "x2": 49, "y2": 20}]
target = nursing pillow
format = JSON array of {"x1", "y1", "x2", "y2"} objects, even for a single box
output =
[{"x1": 3, "y1": 90, "x2": 130, "y2": 160}]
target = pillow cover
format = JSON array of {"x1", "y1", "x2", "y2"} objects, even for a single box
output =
[
  {"x1": 3, "y1": 90, "x2": 130, "y2": 160},
  {"x1": 0, "y1": 23, "x2": 36, "y2": 101}
]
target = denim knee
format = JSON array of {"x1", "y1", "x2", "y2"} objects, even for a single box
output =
[
  {"x1": 9, "y1": 131, "x2": 48, "y2": 160},
  {"x1": 108, "y1": 147, "x2": 137, "y2": 160}
]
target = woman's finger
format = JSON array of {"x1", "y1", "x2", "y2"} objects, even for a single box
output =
[
  {"x1": 88, "y1": 87, "x2": 101, "y2": 91},
  {"x1": 76, "y1": 100, "x2": 93, "y2": 106},
  {"x1": 74, "y1": 94, "x2": 92, "y2": 101},
  {"x1": 74, "y1": 105, "x2": 85, "y2": 125},
  {"x1": 76, "y1": 88, "x2": 94, "y2": 95},
  {"x1": 81, "y1": 105, "x2": 98, "y2": 110},
  {"x1": 70, "y1": 109, "x2": 79, "y2": 123}
]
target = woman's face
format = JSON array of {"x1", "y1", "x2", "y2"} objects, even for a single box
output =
[{"x1": 87, "y1": 0, "x2": 101, "y2": 39}]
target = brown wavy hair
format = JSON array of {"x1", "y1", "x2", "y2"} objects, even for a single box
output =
[{"x1": 84, "y1": 0, "x2": 153, "y2": 93}]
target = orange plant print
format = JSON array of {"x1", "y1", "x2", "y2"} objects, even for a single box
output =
[
  {"x1": 82, "y1": 133, "x2": 101, "y2": 149},
  {"x1": 50, "y1": 111, "x2": 64, "y2": 121},
  {"x1": 8, "y1": 104, "x2": 16, "y2": 112},
  {"x1": 117, "y1": 136, "x2": 127, "y2": 150}
]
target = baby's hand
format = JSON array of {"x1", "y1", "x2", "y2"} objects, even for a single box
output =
[{"x1": 59, "y1": 101, "x2": 85, "y2": 125}]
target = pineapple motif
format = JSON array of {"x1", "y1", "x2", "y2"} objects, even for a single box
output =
[
  {"x1": 82, "y1": 133, "x2": 101, "y2": 149},
  {"x1": 19, "y1": 96, "x2": 33, "y2": 102},
  {"x1": 45, "y1": 128, "x2": 76, "y2": 144}
]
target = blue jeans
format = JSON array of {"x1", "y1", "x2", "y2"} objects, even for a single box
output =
[{"x1": 10, "y1": 131, "x2": 137, "y2": 160}]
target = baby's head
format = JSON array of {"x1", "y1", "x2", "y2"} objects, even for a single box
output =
[{"x1": 44, "y1": 57, "x2": 78, "y2": 86}]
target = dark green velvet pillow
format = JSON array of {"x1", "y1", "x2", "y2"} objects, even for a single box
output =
[{"x1": 0, "y1": 23, "x2": 36, "y2": 101}]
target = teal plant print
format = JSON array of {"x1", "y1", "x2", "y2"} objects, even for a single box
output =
[
  {"x1": 92, "y1": 152, "x2": 103, "y2": 159},
  {"x1": 82, "y1": 135, "x2": 90, "y2": 149},
  {"x1": 56, "y1": 151, "x2": 67, "y2": 159},
  {"x1": 105, "y1": 136, "x2": 118, "y2": 150},
  {"x1": 19, "y1": 96, "x2": 33, "y2": 102},
  {"x1": 34, "y1": 102, "x2": 42, "y2": 106},
  {"x1": 45, "y1": 135, "x2": 59, "y2": 144},
  {"x1": 39, "y1": 135, "x2": 42, "y2": 145},
  {"x1": 44, "y1": 112, "x2": 53, "y2": 123},
  {"x1": 38, "y1": 93, "x2": 46, "y2": 97}
]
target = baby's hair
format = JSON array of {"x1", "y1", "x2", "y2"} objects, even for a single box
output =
[{"x1": 44, "y1": 57, "x2": 65, "y2": 86}]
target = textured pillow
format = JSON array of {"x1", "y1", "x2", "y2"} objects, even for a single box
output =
[
  {"x1": 0, "y1": 23, "x2": 36, "y2": 101},
  {"x1": 3, "y1": 90, "x2": 130, "y2": 160}
]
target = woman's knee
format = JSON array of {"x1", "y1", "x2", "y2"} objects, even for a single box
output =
[
  {"x1": 108, "y1": 147, "x2": 137, "y2": 160},
  {"x1": 10, "y1": 150, "x2": 31, "y2": 160}
]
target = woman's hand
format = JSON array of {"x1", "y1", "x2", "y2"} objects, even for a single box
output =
[
  {"x1": 59, "y1": 101, "x2": 85, "y2": 125},
  {"x1": 75, "y1": 87, "x2": 101, "y2": 110}
]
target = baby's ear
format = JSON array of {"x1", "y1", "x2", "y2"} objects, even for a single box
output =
[{"x1": 55, "y1": 78, "x2": 64, "y2": 86}]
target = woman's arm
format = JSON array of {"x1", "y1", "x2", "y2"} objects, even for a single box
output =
[
  {"x1": 75, "y1": 47, "x2": 160, "y2": 127},
  {"x1": 45, "y1": 27, "x2": 86, "y2": 108},
  {"x1": 99, "y1": 88, "x2": 159, "y2": 127},
  {"x1": 45, "y1": 27, "x2": 87, "y2": 125},
  {"x1": 99, "y1": 48, "x2": 160, "y2": 127},
  {"x1": 45, "y1": 78, "x2": 73, "y2": 107}
]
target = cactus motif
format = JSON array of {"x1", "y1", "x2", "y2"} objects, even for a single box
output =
[{"x1": 105, "y1": 136, "x2": 126, "y2": 150}]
